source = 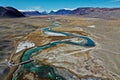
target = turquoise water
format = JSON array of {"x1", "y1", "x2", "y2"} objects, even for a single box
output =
[{"x1": 12, "y1": 23, "x2": 95, "y2": 80}]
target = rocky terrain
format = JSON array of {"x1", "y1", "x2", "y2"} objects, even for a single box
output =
[
  {"x1": 49, "y1": 7, "x2": 120, "y2": 19},
  {"x1": 21, "y1": 11, "x2": 42, "y2": 16},
  {"x1": 0, "y1": 6, "x2": 25, "y2": 18},
  {"x1": 2, "y1": 7, "x2": 119, "y2": 19},
  {"x1": 49, "y1": 9, "x2": 71, "y2": 15}
]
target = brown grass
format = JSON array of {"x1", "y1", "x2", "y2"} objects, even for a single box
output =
[{"x1": 1, "y1": 16, "x2": 120, "y2": 80}]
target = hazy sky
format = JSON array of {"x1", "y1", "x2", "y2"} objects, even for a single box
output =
[{"x1": 0, "y1": 0, "x2": 120, "y2": 12}]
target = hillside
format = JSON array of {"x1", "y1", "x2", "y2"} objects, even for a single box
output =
[
  {"x1": 49, "y1": 7, "x2": 120, "y2": 19},
  {"x1": 21, "y1": 10, "x2": 41, "y2": 16},
  {"x1": 0, "y1": 6, "x2": 25, "y2": 18}
]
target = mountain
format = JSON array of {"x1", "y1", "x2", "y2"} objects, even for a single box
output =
[
  {"x1": 49, "y1": 9, "x2": 71, "y2": 15},
  {"x1": 40, "y1": 11, "x2": 48, "y2": 15},
  {"x1": 49, "y1": 11, "x2": 55, "y2": 15},
  {"x1": 70, "y1": 7, "x2": 120, "y2": 18},
  {"x1": 70, "y1": 7, "x2": 94, "y2": 15},
  {"x1": 49, "y1": 7, "x2": 120, "y2": 19},
  {"x1": 21, "y1": 10, "x2": 42, "y2": 16},
  {"x1": 0, "y1": 6, "x2": 25, "y2": 18},
  {"x1": 54, "y1": 9, "x2": 71, "y2": 15}
]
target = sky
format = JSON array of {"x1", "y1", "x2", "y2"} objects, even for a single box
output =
[{"x1": 0, "y1": 0, "x2": 120, "y2": 12}]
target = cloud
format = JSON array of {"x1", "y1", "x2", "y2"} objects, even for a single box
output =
[
  {"x1": 52, "y1": 8, "x2": 75, "y2": 12},
  {"x1": 63, "y1": 8, "x2": 76, "y2": 10},
  {"x1": 25, "y1": 6, "x2": 44, "y2": 12},
  {"x1": 52, "y1": 9, "x2": 57, "y2": 12}
]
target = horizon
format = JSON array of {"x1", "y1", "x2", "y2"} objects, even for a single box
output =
[{"x1": 0, "y1": 0, "x2": 120, "y2": 12}]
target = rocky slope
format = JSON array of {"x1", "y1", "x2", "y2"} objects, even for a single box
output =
[
  {"x1": 21, "y1": 10, "x2": 41, "y2": 16},
  {"x1": 49, "y1": 7, "x2": 120, "y2": 19},
  {"x1": 49, "y1": 9, "x2": 71, "y2": 15},
  {"x1": 0, "y1": 6, "x2": 25, "y2": 18}
]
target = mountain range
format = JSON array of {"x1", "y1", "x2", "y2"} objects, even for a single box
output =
[
  {"x1": 21, "y1": 10, "x2": 42, "y2": 16},
  {"x1": 49, "y1": 7, "x2": 120, "y2": 19},
  {"x1": 21, "y1": 11, "x2": 48, "y2": 16},
  {"x1": 49, "y1": 9, "x2": 71, "y2": 15},
  {"x1": 0, "y1": 6, "x2": 120, "y2": 19}
]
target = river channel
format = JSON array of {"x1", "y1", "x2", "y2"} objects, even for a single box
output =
[{"x1": 12, "y1": 22, "x2": 95, "y2": 80}]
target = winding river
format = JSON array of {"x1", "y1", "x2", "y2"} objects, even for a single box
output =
[{"x1": 12, "y1": 22, "x2": 95, "y2": 80}]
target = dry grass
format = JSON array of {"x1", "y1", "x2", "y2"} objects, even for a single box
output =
[
  {"x1": 0, "y1": 16, "x2": 120, "y2": 80},
  {"x1": 54, "y1": 16, "x2": 95, "y2": 27},
  {"x1": 0, "y1": 16, "x2": 53, "y2": 80}
]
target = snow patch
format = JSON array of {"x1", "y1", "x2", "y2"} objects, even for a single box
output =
[
  {"x1": 16, "y1": 41, "x2": 35, "y2": 53},
  {"x1": 44, "y1": 32, "x2": 65, "y2": 36},
  {"x1": 63, "y1": 8, "x2": 76, "y2": 10},
  {"x1": 66, "y1": 38, "x2": 84, "y2": 43},
  {"x1": 88, "y1": 25, "x2": 95, "y2": 28}
]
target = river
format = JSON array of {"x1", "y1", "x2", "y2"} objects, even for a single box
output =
[{"x1": 12, "y1": 22, "x2": 95, "y2": 80}]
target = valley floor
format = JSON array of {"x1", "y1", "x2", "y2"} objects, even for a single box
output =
[{"x1": 0, "y1": 16, "x2": 120, "y2": 80}]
